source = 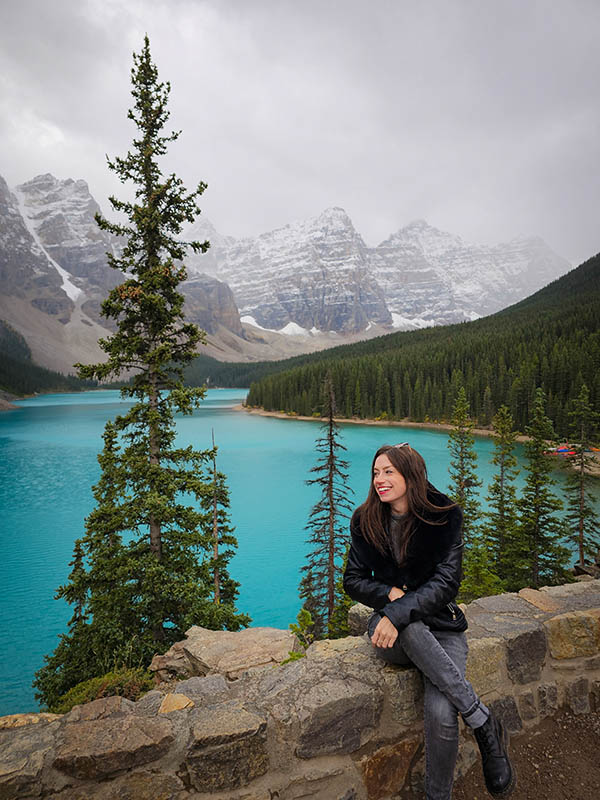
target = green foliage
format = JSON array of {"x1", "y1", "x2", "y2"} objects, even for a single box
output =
[
  {"x1": 34, "y1": 37, "x2": 247, "y2": 709},
  {"x1": 458, "y1": 540, "x2": 505, "y2": 603},
  {"x1": 0, "y1": 319, "x2": 95, "y2": 395},
  {"x1": 48, "y1": 667, "x2": 154, "y2": 714},
  {"x1": 241, "y1": 254, "x2": 600, "y2": 438},
  {"x1": 565, "y1": 384, "x2": 600, "y2": 565},
  {"x1": 447, "y1": 387, "x2": 482, "y2": 545},
  {"x1": 299, "y1": 376, "x2": 355, "y2": 637},
  {"x1": 481, "y1": 406, "x2": 520, "y2": 583},
  {"x1": 289, "y1": 608, "x2": 316, "y2": 649},
  {"x1": 513, "y1": 388, "x2": 572, "y2": 589}
]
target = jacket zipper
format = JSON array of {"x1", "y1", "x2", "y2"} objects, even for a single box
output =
[{"x1": 447, "y1": 602, "x2": 457, "y2": 620}]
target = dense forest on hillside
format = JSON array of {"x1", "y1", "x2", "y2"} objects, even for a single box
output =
[
  {"x1": 0, "y1": 320, "x2": 94, "y2": 396},
  {"x1": 245, "y1": 253, "x2": 600, "y2": 437}
]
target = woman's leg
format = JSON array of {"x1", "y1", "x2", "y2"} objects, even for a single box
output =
[
  {"x1": 422, "y1": 631, "x2": 468, "y2": 800},
  {"x1": 367, "y1": 614, "x2": 488, "y2": 726}
]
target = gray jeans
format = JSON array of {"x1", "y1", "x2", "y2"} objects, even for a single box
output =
[{"x1": 367, "y1": 612, "x2": 489, "y2": 800}]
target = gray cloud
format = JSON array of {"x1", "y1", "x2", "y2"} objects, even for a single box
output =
[{"x1": 1, "y1": 0, "x2": 599, "y2": 264}]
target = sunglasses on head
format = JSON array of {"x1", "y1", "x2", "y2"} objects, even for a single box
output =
[{"x1": 394, "y1": 442, "x2": 410, "y2": 449}]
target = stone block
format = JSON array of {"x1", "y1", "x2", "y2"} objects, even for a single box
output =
[
  {"x1": 64, "y1": 696, "x2": 135, "y2": 722},
  {"x1": 537, "y1": 683, "x2": 558, "y2": 718},
  {"x1": 174, "y1": 674, "x2": 230, "y2": 705},
  {"x1": 517, "y1": 691, "x2": 537, "y2": 721},
  {"x1": 182, "y1": 626, "x2": 300, "y2": 680},
  {"x1": 591, "y1": 680, "x2": 600, "y2": 712},
  {"x1": 185, "y1": 703, "x2": 268, "y2": 792},
  {"x1": 505, "y1": 627, "x2": 547, "y2": 684},
  {"x1": 470, "y1": 593, "x2": 538, "y2": 617},
  {"x1": 158, "y1": 693, "x2": 194, "y2": 713},
  {"x1": 134, "y1": 690, "x2": 164, "y2": 716},
  {"x1": 48, "y1": 770, "x2": 187, "y2": 799},
  {"x1": 53, "y1": 716, "x2": 174, "y2": 779},
  {"x1": 348, "y1": 603, "x2": 372, "y2": 636},
  {"x1": 0, "y1": 723, "x2": 56, "y2": 798},
  {"x1": 0, "y1": 713, "x2": 61, "y2": 730},
  {"x1": 382, "y1": 666, "x2": 423, "y2": 726},
  {"x1": 296, "y1": 677, "x2": 383, "y2": 758},
  {"x1": 465, "y1": 637, "x2": 504, "y2": 695},
  {"x1": 358, "y1": 736, "x2": 421, "y2": 800},
  {"x1": 565, "y1": 677, "x2": 590, "y2": 715},
  {"x1": 488, "y1": 696, "x2": 522, "y2": 734},
  {"x1": 544, "y1": 609, "x2": 600, "y2": 659},
  {"x1": 518, "y1": 587, "x2": 562, "y2": 613}
]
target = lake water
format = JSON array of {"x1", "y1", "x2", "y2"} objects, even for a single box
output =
[{"x1": 0, "y1": 388, "x2": 590, "y2": 715}]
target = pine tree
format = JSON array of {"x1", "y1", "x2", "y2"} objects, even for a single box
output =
[
  {"x1": 300, "y1": 375, "x2": 354, "y2": 637},
  {"x1": 565, "y1": 384, "x2": 600, "y2": 566},
  {"x1": 199, "y1": 433, "x2": 251, "y2": 629},
  {"x1": 516, "y1": 387, "x2": 571, "y2": 588},
  {"x1": 34, "y1": 37, "x2": 247, "y2": 709},
  {"x1": 447, "y1": 387, "x2": 482, "y2": 545},
  {"x1": 327, "y1": 546, "x2": 355, "y2": 639},
  {"x1": 481, "y1": 405, "x2": 519, "y2": 584}
]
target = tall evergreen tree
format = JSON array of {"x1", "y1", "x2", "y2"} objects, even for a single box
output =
[
  {"x1": 447, "y1": 386, "x2": 482, "y2": 545},
  {"x1": 199, "y1": 433, "x2": 251, "y2": 629},
  {"x1": 516, "y1": 387, "x2": 571, "y2": 588},
  {"x1": 34, "y1": 37, "x2": 247, "y2": 709},
  {"x1": 300, "y1": 375, "x2": 354, "y2": 637},
  {"x1": 565, "y1": 384, "x2": 600, "y2": 566},
  {"x1": 481, "y1": 405, "x2": 520, "y2": 584}
]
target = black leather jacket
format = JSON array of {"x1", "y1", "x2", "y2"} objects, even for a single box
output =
[{"x1": 343, "y1": 487, "x2": 466, "y2": 632}]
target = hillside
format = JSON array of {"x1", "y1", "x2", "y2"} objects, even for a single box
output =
[{"x1": 236, "y1": 252, "x2": 600, "y2": 436}]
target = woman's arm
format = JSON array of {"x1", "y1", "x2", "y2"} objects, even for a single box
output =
[
  {"x1": 343, "y1": 528, "x2": 395, "y2": 610},
  {"x1": 379, "y1": 508, "x2": 464, "y2": 631}
]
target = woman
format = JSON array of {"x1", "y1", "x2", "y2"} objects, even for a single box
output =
[{"x1": 343, "y1": 443, "x2": 515, "y2": 800}]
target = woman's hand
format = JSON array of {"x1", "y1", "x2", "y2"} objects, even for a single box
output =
[
  {"x1": 388, "y1": 586, "x2": 405, "y2": 601},
  {"x1": 371, "y1": 615, "x2": 399, "y2": 648}
]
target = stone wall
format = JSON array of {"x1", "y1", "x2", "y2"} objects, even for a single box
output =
[{"x1": 2, "y1": 579, "x2": 600, "y2": 800}]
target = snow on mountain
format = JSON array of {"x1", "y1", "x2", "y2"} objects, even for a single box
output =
[{"x1": 186, "y1": 207, "x2": 392, "y2": 334}]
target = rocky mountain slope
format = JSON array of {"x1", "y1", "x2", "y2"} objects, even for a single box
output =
[
  {"x1": 1, "y1": 172, "x2": 572, "y2": 374},
  {"x1": 188, "y1": 211, "x2": 571, "y2": 332}
]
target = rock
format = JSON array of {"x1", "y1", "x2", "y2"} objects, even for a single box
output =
[
  {"x1": 295, "y1": 676, "x2": 383, "y2": 758},
  {"x1": 0, "y1": 713, "x2": 61, "y2": 729},
  {"x1": 544, "y1": 609, "x2": 600, "y2": 659},
  {"x1": 488, "y1": 696, "x2": 522, "y2": 734},
  {"x1": 149, "y1": 640, "x2": 191, "y2": 680},
  {"x1": 48, "y1": 770, "x2": 187, "y2": 800},
  {"x1": 381, "y1": 666, "x2": 423, "y2": 726},
  {"x1": 53, "y1": 715, "x2": 174, "y2": 779},
  {"x1": 64, "y1": 696, "x2": 135, "y2": 722},
  {"x1": 348, "y1": 603, "x2": 372, "y2": 636},
  {"x1": 133, "y1": 690, "x2": 164, "y2": 716},
  {"x1": 518, "y1": 587, "x2": 562, "y2": 613},
  {"x1": 465, "y1": 637, "x2": 505, "y2": 695},
  {"x1": 359, "y1": 736, "x2": 422, "y2": 800},
  {"x1": 0, "y1": 722, "x2": 57, "y2": 798},
  {"x1": 537, "y1": 683, "x2": 558, "y2": 718},
  {"x1": 174, "y1": 674, "x2": 230, "y2": 705},
  {"x1": 565, "y1": 677, "x2": 590, "y2": 715},
  {"x1": 505, "y1": 627, "x2": 547, "y2": 683},
  {"x1": 517, "y1": 691, "x2": 537, "y2": 721},
  {"x1": 184, "y1": 703, "x2": 268, "y2": 792},
  {"x1": 158, "y1": 693, "x2": 194, "y2": 713},
  {"x1": 150, "y1": 626, "x2": 300, "y2": 682}
]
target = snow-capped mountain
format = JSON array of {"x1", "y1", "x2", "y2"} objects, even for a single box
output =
[
  {"x1": 1, "y1": 171, "x2": 573, "y2": 373},
  {"x1": 189, "y1": 213, "x2": 572, "y2": 332},
  {"x1": 186, "y1": 207, "x2": 392, "y2": 333},
  {"x1": 370, "y1": 219, "x2": 571, "y2": 324},
  {"x1": 0, "y1": 174, "x2": 247, "y2": 372}
]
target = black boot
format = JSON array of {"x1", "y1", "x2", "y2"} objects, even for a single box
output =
[{"x1": 473, "y1": 712, "x2": 516, "y2": 797}]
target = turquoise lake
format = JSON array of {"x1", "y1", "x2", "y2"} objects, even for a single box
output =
[{"x1": 0, "y1": 388, "x2": 591, "y2": 715}]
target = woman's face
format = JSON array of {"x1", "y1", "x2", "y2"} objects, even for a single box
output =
[{"x1": 373, "y1": 453, "x2": 408, "y2": 514}]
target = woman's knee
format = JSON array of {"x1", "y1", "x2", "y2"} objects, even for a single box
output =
[{"x1": 396, "y1": 620, "x2": 427, "y2": 645}]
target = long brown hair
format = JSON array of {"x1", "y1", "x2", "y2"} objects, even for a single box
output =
[{"x1": 356, "y1": 444, "x2": 456, "y2": 562}]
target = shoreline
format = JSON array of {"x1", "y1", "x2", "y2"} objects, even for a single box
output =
[
  {"x1": 233, "y1": 404, "x2": 600, "y2": 476},
  {"x1": 233, "y1": 404, "x2": 529, "y2": 441}
]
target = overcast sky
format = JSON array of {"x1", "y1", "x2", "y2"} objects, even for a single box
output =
[{"x1": 1, "y1": 0, "x2": 599, "y2": 264}]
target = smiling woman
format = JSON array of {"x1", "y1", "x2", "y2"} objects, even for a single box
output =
[{"x1": 344, "y1": 443, "x2": 516, "y2": 799}]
